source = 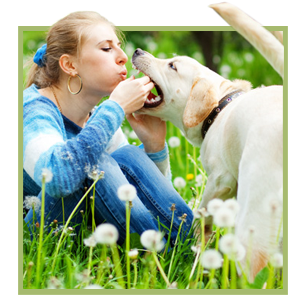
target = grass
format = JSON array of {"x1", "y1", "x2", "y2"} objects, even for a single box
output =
[{"x1": 22, "y1": 121, "x2": 283, "y2": 290}]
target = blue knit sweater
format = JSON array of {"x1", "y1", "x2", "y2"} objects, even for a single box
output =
[{"x1": 23, "y1": 84, "x2": 171, "y2": 199}]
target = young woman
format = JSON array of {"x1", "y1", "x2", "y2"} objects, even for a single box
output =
[{"x1": 23, "y1": 11, "x2": 193, "y2": 245}]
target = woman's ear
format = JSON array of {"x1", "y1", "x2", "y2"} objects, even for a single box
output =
[{"x1": 59, "y1": 54, "x2": 78, "y2": 76}]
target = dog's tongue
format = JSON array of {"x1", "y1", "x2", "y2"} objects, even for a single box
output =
[{"x1": 147, "y1": 91, "x2": 157, "y2": 100}]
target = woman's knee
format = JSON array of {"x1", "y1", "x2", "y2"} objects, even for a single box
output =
[{"x1": 111, "y1": 145, "x2": 153, "y2": 170}]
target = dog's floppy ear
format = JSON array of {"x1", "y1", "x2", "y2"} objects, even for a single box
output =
[{"x1": 183, "y1": 76, "x2": 218, "y2": 128}]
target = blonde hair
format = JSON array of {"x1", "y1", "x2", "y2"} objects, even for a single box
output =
[{"x1": 25, "y1": 11, "x2": 124, "y2": 88}]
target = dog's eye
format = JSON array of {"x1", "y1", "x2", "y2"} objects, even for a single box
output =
[{"x1": 168, "y1": 62, "x2": 177, "y2": 71}]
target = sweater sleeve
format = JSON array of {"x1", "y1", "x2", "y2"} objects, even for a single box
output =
[
  {"x1": 138, "y1": 142, "x2": 172, "y2": 181},
  {"x1": 23, "y1": 97, "x2": 125, "y2": 198}
]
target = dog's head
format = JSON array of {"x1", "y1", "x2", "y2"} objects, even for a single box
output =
[{"x1": 132, "y1": 49, "x2": 251, "y2": 140}]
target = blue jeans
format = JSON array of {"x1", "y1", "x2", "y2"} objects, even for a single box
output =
[{"x1": 24, "y1": 145, "x2": 193, "y2": 245}]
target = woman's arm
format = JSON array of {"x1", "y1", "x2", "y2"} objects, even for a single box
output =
[{"x1": 23, "y1": 97, "x2": 125, "y2": 198}]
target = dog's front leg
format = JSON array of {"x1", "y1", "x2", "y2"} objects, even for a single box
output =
[{"x1": 195, "y1": 172, "x2": 237, "y2": 243}]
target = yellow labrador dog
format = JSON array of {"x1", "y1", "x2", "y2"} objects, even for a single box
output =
[{"x1": 132, "y1": 3, "x2": 283, "y2": 279}]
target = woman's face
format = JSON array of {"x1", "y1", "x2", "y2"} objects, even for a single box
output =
[{"x1": 74, "y1": 23, "x2": 128, "y2": 97}]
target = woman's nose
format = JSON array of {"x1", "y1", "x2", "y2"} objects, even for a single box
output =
[{"x1": 117, "y1": 49, "x2": 128, "y2": 65}]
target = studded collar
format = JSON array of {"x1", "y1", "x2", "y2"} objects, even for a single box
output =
[{"x1": 201, "y1": 90, "x2": 244, "y2": 139}]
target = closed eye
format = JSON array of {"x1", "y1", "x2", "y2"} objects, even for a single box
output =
[{"x1": 168, "y1": 62, "x2": 177, "y2": 71}]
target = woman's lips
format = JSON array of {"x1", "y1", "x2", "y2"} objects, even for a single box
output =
[{"x1": 119, "y1": 69, "x2": 127, "y2": 80}]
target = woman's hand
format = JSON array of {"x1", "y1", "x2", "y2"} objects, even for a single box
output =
[
  {"x1": 126, "y1": 113, "x2": 166, "y2": 153},
  {"x1": 110, "y1": 76, "x2": 154, "y2": 114}
]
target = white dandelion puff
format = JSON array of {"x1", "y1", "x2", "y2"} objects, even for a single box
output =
[
  {"x1": 128, "y1": 249, "x2": 139, "y2": 259},
  {"x1": 207, "y1": 199, "x2": 223, "y2": 216},
  {"x1": 195, "y1": 174, "x2": 203, "y2": 187},
  {"x1": 84, "y1": 235, "x2": 97, "y2": 247},
  {"x1": 214, "y1": 207, "x2": 235, "y2": 228},
  {"x1": 84, "y1": 164, "x2": 104, "y2": 180},
  {"x1": 84, "y1": 284, "x2": 104, "y2": 289},
  {"x1": 117, "y1": 184, "x2": 137, "y2": 201},
  {"x1": 231, "y1": 242, "x2": 246, "y2": 261},
  {"x1": 168, "y1": 281, "x2": 178, "y2": 289},
  {"x1": 93, "y1": 223, "x2": 119, "y2": 245},
  {"x1": 23, "y1": 196, "x2": 41, "y2": 212},
  {"x1": 194, "y1": 207, "x2": 209, "y2": 219},
  {"x1": 173, "y1": 177, "x2": 186, "y2": 189},
  {"x1": 219, "y1": 233, "x2": 239, "y2": 255},
  {"x1": 224, "y1": 199, "x2": 240, "y2": 216},
  {"x1": 168, "y1": 136, "x2": 181, "y2": 148},
  {"x1": 191, "y1": 244, "x2": 201, "y2": 254},
  {"x1": 41, "y1": 168, "x2": 53, "y2": 183},
  {"x1": 270, "y1": 252, "x2": 283, "y2": 268},
  {"x1": 200, "y1": 249, "x2": 223, "y2": 270},
  {"x1": 140, "y1": 230, "x2": 165, "y2": 252}
]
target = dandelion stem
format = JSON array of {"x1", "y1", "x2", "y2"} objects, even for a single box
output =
[
  {"x1": 35, "y1": 176, "x2": 46, "y2": 288},
  {"x1": 163, "y1": 207, "x2": 175, "y2": 257},
  {"x1": 221, "y1": 228, "x2": 229, "y2": 289},
  {"x1": 61, "y1": 197, "x2": 65, "y2": 226},
  {"x1": 132, "y1": 260, "x2": 138, "y2": 288},
  {"x1": 198, "y1": 217, "x2": 206, "y2": 286},
  {"x1": 152, "y1": 252, "x2": 170, "y2": 287},
  {"x1": 266, "y1": 263, "x2": 275, "y2": 289},
  {"x1": 230, "y1": 259, "x2": 237, "y2": 289},
  {"x1": 96, "y1": 244, "x2": 108, "y2": 285},
  {"x1": 111, "y1": 244, "x2": 125, "y2": 289},
  {"x1": 186, "y1": 250, "x2": 201, "y2": 289},
  {"x1": 126, "y1": 200, "x2": 131, "y2": 289},
  {"x1": 167, "y1": 218, "x2": 184, "y2": 280},
  {"x1": 215, "y1": 227, "x2": 220, "y2": 250},
  {"x1": 51, "y1": 177, "x2": 101, "y2": 274}
]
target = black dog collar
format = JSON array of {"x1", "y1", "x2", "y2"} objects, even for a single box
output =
[{"x1": 201, "y1": 90, "x2": 244, "y2": 139}]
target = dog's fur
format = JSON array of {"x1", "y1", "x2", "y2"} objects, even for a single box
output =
[{"x1": 132, "y1": 3, "x2": 283, "y2": 280}]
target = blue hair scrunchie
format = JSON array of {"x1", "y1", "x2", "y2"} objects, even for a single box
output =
[{"x1": 33, "y1": 43, "x2": 47, "y2": 67}]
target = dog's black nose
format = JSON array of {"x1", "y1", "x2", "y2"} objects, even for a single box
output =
[{"x1": 133, "y1": 48, "x2": 145, "y2": 57}]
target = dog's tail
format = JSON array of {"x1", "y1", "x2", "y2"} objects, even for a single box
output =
[{"x1": 209, "y1": 2, "x2": 284, "y2": 79}]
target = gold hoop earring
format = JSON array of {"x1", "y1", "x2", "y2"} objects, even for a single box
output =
[{"x1": 67, "y1": 74, "x2": 83, "y2": 95}]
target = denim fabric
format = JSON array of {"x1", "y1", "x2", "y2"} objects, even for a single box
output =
[{"x1": 24, "y1": 145, "x2": 193, "y2": 245}]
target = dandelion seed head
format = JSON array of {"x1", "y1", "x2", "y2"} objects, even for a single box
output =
[
  {"x1": 170, "y1": 203, "x2": 176, "y2": 212},
  {"x1": 224, "y1": 199, "x2": 240, "y2": 216},
  {"x1": 219, "y1": 233, "x2": 239, "y2": 255},
  {"x1": 168, "y1": 281, "x2": 178, "y2": 289},
  {"x1": 191, "y1": 244, "x2": 201, "y2": 254},
  {"x1": 178, "y1": 213, "x2": 187, "y2": 223},
  {"x1": 195, "y1": 174, "x2": 204, "y2": 187},
  {"x1": 84, "y1": 284, "x2": 104, "y2": 289},
  {"x1": 41, "y1": 168, "x2": 53, "y2": 183},
  {"x1": 200, "y1": 249, "x2": 223, "y2": 269},
  {"x1": 140, "y1": 230, "x2": 165, "y2": 252},
  {"x1": 84, "y1": 235, "x2": 97, "y2": 247},
  {"x1": 168, "y1": 136, "x2": 181, "y2": 148},
  {"x1": 173, "y1": 177, "x2": 186, "y2": 189},
  {"x1": 117, "y1": 184, "x2": 137, "y2": 201},
  {"x1": 85, "y1": 164, "x2": 104, "y2": 181},
  {"x1": 270, "y1": 252, "x2": 283, "y2": 268},
  {"x1": 230, "y1": 242, "x2": 246, "y2": 261},
  {"x1": 194, "y1": 207, "x2": 209, "y2": 219},
  {"x1": 23, "y1": 196, "x2": 41, "y2": 212},
  {"x1": 214, "y1": 207, "x2": 235, "y2": 228},
  {"x1": 207, "y1": 199, "x2": 223, "y2": 216},
  {"x1": 94, "y1": 223, "x2": 119, "y2": 245},
  {"x1": 128, "y1": 249, "x2": 139, "y2": 259},
  {"x1": 47, "y1": 276, "x2": 62, "y2": 289}
]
